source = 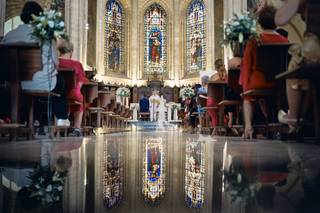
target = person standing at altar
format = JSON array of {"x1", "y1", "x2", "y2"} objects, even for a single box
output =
[
  {"x1": 149, "y1": 91, "x2": 161, "y2": 122},
  {"x1": 158, "y1": 95, "x2": 167, "y2": 123},
  {"x1": 139, "y1": 94, "x2": 150, "y2": 113}
]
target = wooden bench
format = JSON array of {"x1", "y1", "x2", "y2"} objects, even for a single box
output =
[
  {"x1": 139, "y1": 112, "x2": 150, "y2": 121},
  {"x1": 207, "y1": 80, "x2": 227, "y2": 132},
  {"x1": 0, "y1": 43, "x2": 62, "y2": 139},
  {"x1": 23, "y1": 90, "x2": 61, "y2": 139},
  {"x1": 0, "y1": 43, "x2": 41, "y2": 124},
  {"x1": 81, "y1": 81, "x2": 98, "y2": 127},
  {"x1": 239, "y1": 43, "x2": 292, "y2": 138}
]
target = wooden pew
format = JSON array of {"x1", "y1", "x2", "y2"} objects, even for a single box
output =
[
  {"x1": 0, "y1": 43, "x2": 41, "y2": 124},
  {"x1": 276, "y1": 64, "x2": 320, "y2": 142},
  {"x1": 217, "y1": 69, "x2": 243, "y2": 135},
  {"x1": 81, "y1": 81, "x2": 98, "y2": 127},
  {"x1": 207, "y1": 80, "x2": 227, "y2": 134},
  {"x1": 0, "y1": 43, "x2": 59, "y2": 139},
  {"x1": 256, "y1": 43, "x2": 292, "y2": 81},
  {"x1": 240, "y1": 43, "x2": 291, "y2": 138}
]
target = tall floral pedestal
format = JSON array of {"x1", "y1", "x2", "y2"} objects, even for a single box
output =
[
  {"x1": 170, "y1": 103, "x2": 181, "y2": 122},
  {"x1": 130, "y1": 103, "x2": 139, "y2": 122},
  {"x1": 166, "y1": 103, "x2": 173, "y2": 121},
  {"x1": 173, "y1": 108, "x2": 179, "y2": 121}
]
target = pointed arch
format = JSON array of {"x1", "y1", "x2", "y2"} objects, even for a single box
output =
[
  {"x1": 186, "y1": 0, "x2": 206, "y2": 74},
  {"x1": 143, "y1": 3, "x2": 168, "y2": 75},
  {"x1": 105, "y1": 0, "x2": 126, "y2": 74}
]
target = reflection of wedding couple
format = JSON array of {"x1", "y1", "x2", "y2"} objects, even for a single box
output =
[{"x1": 149, "y1": 91, "x2": 166, "y2": 122}]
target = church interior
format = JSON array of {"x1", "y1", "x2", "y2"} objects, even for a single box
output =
[{"x1": 0, "y1": 0, "x2": 320, "y2": 212}]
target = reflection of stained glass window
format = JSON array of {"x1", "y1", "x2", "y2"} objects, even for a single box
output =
[
  {"x1": 185, "y1": 138, "x2": 205, "y2": 209},
  {"x1": 102, "y1": 139, "x2": 123, "y2": 209},
  {"x1": 142, "y1": 137, "x2": 166, "y2": 205},
  {"x1": 186, "y1": 0, "x2": 206, "y2": 74},
  {"x1": 105, "y1": 0, "x2": 125, "y2": 74},
  {"x1": 144, "y1": 4, "x2": 167, "y2": 74}
]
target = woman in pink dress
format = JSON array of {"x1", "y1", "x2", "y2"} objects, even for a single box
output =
[{"x1": 57, "y1": 40, "x2": 87, "y2": 136}]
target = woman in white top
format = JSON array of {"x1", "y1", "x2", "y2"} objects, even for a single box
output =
[{"x1": 2, "y1": 2, "x2": 69, "y2": 126}]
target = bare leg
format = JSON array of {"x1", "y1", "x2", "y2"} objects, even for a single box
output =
[
  {"x1": 286, "y1": 81, "x2": 302, "y2": 120},
  {"x1": 243, "y1": 100, "x2": 254, "y2": 138},
  {"x1": 228, "y1": 112, "x2": 233, "y2": 128},
  {"x1": 74, "y1": 111, "x2": 83, "y2": 129}
]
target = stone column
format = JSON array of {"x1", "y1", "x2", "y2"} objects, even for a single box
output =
[
  {"x1": 0, "y1": 0, "x2": 6, "y2": 37},
  {"x1": 131, "y1": 0, "x2": 139, "y2": 83},
  {"x1": 65, "y1": 0, "x2": 88, "y2": 64},
  {"x1": 172, "y1": 0, "x2": 180, "y2": 84},
  {"x1": 206, "y1": 0, "x2": 215, "y2": 71}
]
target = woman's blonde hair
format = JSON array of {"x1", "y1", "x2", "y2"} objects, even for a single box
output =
[{"x1": 57, "y1": 39, "x2": 74, "y2": 55}]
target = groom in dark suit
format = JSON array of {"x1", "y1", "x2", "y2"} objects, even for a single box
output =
[{"x1": 139, "y1": 94, "x2": 150, "y2": 113}]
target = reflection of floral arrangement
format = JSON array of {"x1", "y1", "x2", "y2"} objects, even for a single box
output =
[
  {"x1": 180, "y1": 87, "x2": 195, "y2": 99},
  {"x1": 224, "y1": 12, "x2": 258, "y2": 47},
  {"x1": 222, "y1": 165, "x2": 260, "y2": 202},
  {"x1": 116, "y1": 87, "x2": 130, "y2": 97},
  {"x1": 31, "y1": 10, "x2": 67, "y2": 42},
  {"x1": 18, "y1": 165, "x2": 67, "y2": 208}
]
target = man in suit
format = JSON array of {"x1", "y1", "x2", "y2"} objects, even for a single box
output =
[{"x1": 139, "y1": 94, "x2": 150, "y2": 113}]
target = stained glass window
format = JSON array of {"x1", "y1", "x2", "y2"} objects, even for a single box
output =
[
  {"x1": 144, "y1": 4, "x2": 167, "y2": 74},
  {"x1": 102, "y1": 139, "x2": 123, "y2": 209},
  {"x1": 142, "y1": 137, "x2": 166, "y2": 205},
  {"x1": 105, "y1": 0, "x2": 125, "y2": 74},
  {"x1": 185, "y1": 138, "x2": 205, "y2": 209},
  {"x1": 186, "y1": 0, "x2": 206, "y2": 74}
]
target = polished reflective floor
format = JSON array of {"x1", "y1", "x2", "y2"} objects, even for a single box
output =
[{"x1": 1, "y1": 125, "x2": 320, "y2": 213}]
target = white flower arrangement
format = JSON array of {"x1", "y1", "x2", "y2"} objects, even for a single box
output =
[
  {"x1": 224, "y1": 12, "x2": 258, "y2": 47},
  {"x1": 180, "y1": 87, "x2": 195, "y2": 99},
  {"x1": 116, "y1": 87, "x2": 131, "y2": 97},
  {"x1": 31, "y1": 10, "x2": 67, "y2": 43},
  {"x1": 19, "y1": 165, "x2": 67, "y2": 207}
]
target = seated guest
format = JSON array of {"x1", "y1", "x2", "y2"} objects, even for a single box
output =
[
  {"x1": 240, "y1": 6, "x2": 289, "y2": 139},
  {"x1": 198, "y1": 76, "x2": 208, "y2": 95},
  {"x1": 275, "y1": 0, "x2": 320, "y2": 133},
  {"x1": 2, "y1": 1, "x2": 69, "y2": 126},
  {"x1": 58, "y1": 39, "x2": 87, "y2": 136},
  {"x1": 189, "y1": 97, "x2": 198, "y2": 131},
  {"x1": 228, "y1": 51, "x2": 242, "y2": 70},
  {"x1": 216, "y1": 60, "x2": 241, "y2": 129},
  {"x1": 139, "y1": 94, "x2": 150, "y2": 113}
]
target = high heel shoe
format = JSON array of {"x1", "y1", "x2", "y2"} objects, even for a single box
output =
[
  {"x1": 242, "y1": 127, "x2": 254, "y2": 140},
  {"x1": 278, "y1": 110, "x2": 298, "y2": 125}
]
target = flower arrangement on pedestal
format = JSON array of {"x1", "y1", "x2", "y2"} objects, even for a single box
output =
[
  {"x1": 224, "y1": 12, "x2": 258, "y2": 56},
  {"x1": 116, "y1": 87, "x2": 131, "y2": 97},
  {"x1": 31, "y1": 10, "x2": 67, "y2": 42},
  {"x1": 180, "y1": 87, "x2": 195, "y2": 99}
]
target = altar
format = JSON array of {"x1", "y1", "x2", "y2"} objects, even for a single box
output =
[{"x1": 130, "y1": 102, "x2": 181, "y2": 123}]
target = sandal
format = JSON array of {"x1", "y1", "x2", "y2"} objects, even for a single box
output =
[{"x1": 243, "y1": 127, "x2": 254, "y2": 140}]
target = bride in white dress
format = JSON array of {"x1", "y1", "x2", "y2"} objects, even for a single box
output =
[{"x1": 158, "y1": 95, "x2": 167, "y2": 123}]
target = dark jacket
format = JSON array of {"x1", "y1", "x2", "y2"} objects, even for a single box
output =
[{"x1": 139, "y1": 97, "x2": 150, "y2": 112}]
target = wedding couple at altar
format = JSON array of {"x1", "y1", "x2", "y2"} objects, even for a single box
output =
[{"x1": 140, "y1": 91, "x2": 167, "y2": 122}]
